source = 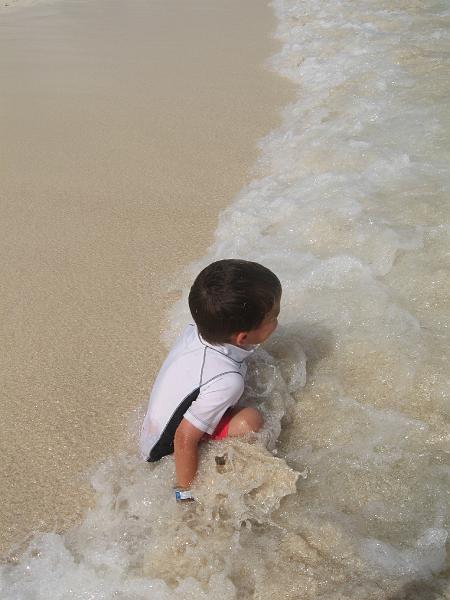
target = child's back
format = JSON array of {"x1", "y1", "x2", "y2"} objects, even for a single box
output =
[{"x1": 140, "y1": 323, "x2": 253, "y2": 461}]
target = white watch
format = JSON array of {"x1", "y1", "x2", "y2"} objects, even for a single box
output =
[{"x1": 175, "y1": 489, "x2": 194, "y2": 502}]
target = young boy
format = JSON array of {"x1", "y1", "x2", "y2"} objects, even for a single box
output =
[{"x1": 140, "y1": 259, "x2": 281, "y2": 501}]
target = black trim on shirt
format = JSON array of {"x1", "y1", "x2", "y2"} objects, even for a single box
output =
[
  {"x1": 146, "y1": 370, "x2": 243, "y2": 462},
  {"x1": 196, "y1": 331, "x2": 247, "y2": 365},
  {"x1": 147, "y1": 387, "x2": 200, "y2": 462},
  {"x1": 199, "y1": 346, "x2": 207, "y2": 385}
]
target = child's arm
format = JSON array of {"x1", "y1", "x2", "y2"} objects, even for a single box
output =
[{"x1": 174, "y1": 418, "x2": 204, "y2": 490}]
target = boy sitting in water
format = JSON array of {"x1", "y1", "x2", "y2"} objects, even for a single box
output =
[{"x1": 140, "y1": 259, "x2": 281, "y2": 501}]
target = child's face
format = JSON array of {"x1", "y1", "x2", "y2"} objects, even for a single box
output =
[{"x1": 235, "y1": 298, "x2": 281, "y2": 347}]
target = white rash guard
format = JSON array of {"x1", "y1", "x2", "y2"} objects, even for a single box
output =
[{"x1": 140, "y1": 324, "x2": 255, "y2": 461}]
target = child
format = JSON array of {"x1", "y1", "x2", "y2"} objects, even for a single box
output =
[{"x1": 140, "y1": 259, "x2": 281, "y2": 501}]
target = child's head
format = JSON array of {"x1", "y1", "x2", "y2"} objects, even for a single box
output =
[{"x1": 188, "y1": 259, "x2": 281, "y2": 346}]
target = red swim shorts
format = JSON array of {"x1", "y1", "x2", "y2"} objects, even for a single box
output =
[{"x1": 205, "y1": 409, "x2": 234, "y2": 441}]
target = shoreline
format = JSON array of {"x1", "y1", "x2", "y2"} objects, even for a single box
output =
[{"x1": 0, "y1": 0, "x2": 293, "y2": 557}]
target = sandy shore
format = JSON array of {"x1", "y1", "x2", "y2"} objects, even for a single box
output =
[{"x1": 0, "y1": 0, "x2": 292, "y2": 557}]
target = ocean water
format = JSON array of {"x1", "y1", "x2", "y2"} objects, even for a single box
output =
[{"x1": 1, "y1": 0, "x2": 449, "y2": 598}]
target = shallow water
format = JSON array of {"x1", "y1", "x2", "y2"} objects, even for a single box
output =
[{"x1": 1, "y1": 0, "x2": 449, "y2": 597}]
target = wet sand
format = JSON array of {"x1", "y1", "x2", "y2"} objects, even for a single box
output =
[{"x1": 0, "y1": 0, "x2": 292, "y2": 556}]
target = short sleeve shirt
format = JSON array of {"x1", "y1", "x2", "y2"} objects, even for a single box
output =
[{"x1": 140, "y1": 324, "x2": 255, "y2": 461}]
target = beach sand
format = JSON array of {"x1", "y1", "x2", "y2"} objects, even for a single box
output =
[{"x1": 0, "y1": 0, "x2": 292, "y2": 557}]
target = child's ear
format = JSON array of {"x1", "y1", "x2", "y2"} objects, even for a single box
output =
[{"x1": 235, "y1": 332, "x2": 248, "y2": 346}]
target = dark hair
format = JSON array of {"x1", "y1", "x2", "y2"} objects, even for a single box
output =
[{"x1": 188, "y1": 259, "x2": 281, "y2": 344}]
